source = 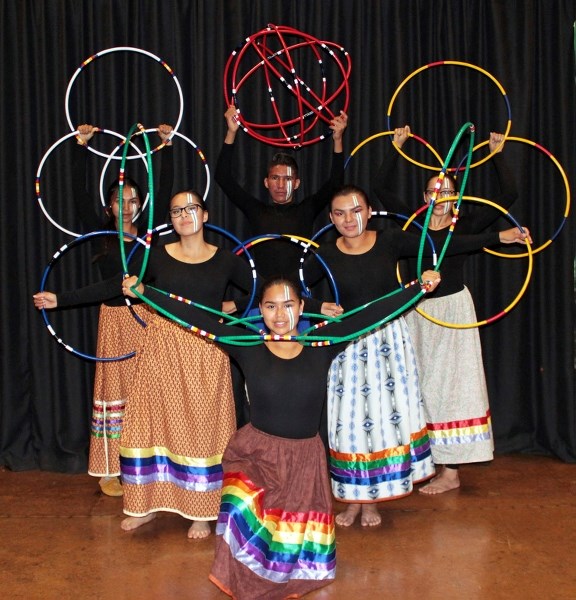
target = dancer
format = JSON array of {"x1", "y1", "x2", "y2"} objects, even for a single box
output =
[
  {"x1": 303, "y1": 184, "x2": 530, "y2": 526},
  {"x1": 123, "y1": 271, "x2": 441, "y2": 599},
  {"x1": 34, "y1": 124, "x2": 173, "y2": 497},
  {"x1": 372, "y1": 126, "x2": 519, "y2": 494},
  {"x1": 215, "y1": 104, "x2": 348, "y2": 278}
]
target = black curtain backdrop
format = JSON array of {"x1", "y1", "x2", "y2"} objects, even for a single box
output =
[{"x1": 1, "y1": 0, "x2": 575, "y2": 472}]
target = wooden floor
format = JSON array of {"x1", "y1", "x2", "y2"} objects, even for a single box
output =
[{"x1": 1, "y1": 455, "x2": 575, "y2": 600}]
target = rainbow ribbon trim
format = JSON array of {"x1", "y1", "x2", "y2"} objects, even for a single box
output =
[
  {"x1": 427, "y1": 411, "x2": 492, "y2": 446},
  {"x1": 90, "y1": 399, "x2": 125, "y2": 440},
  {"x1": 120, "y1": 446, "x2": 223, "y2": 491},
  {"x1": 329, "y1": 426, "x2": 431, "y2": 486},
  {"x1": 216, "y1": 472, "x2": 336, "y2": 584}
]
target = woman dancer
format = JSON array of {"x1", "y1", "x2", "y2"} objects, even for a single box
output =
[
  {"x1": 34, "y1": 124, "x2": 173, "y2": 497},
  {"x1": 373, "y1": 126, "x2": 519, "y2": 494},
  {"x1": 123, "y1": 271, "x2": 441, "y2": 599}
]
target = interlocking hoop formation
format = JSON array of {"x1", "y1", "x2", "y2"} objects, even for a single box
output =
[{"x1": 224, "y1": 23, "x2": 351, "y2": 148}]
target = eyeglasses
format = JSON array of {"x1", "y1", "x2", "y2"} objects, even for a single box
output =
[
  {"x1": 425, "y1": 189, "x2": 457, "y2": 198},
  {"x1": 169, "y1": 204, "x2": 203, "y2": 218}
]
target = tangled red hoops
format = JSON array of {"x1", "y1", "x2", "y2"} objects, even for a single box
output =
[{"x1": 223, "y1": 24, "x2": 351, "y2": 148}]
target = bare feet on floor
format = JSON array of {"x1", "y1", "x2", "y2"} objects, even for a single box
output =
[
  {"x1": 121, "y1": 513, "x2": 157, "y2": 531},
  {"x1": 335, "y1": 503, "x2": 361, "y2": 527},
  {"x1": 361, "y1": 503, "x2": 381, "y2": 527},
  {"x1": 336, "y1": 503, "x2": 382, "y2": 527},
  {"x1": 419, "y1": 467, "x2": 460, "y2": 495},
  {"x1": 188, "y1": 520, "x2": 211, "y2": 539}
]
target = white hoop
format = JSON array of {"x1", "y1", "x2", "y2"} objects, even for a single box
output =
[{"x1": 64, "y1": 46, "x2": 184, "y2": 160}]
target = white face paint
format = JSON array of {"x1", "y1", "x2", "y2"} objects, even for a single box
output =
[
  {"x1": 285, "y1": 166, "x2": 294, "y2": 202},
  {"x1": 284, "y1": 284, "x2": 295, "y2": 331},
  {"x1": 351, "y1": 194, "x2": 364, "y2": 235},
  {"x1": 130, "y1": 187, "x2": 138, "y2": 218},
  {"x1": 187, "y1": 192, "x2": 199, "y2": 232}
]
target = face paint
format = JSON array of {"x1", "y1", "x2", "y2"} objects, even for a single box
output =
[
  {"x1": 187, "y1": 193, "x2": 199, "y2": 232},
  {"x1": 285, "y1": 167, "x2": 294, "y2": 201},
  {"x1": 284, "y1": 284, "x2": 296, "y2": 331},
  {"x1": 130, "y1": 187, "x2": 138, "y2": 218},
  {"x1": 351, "y1": 194, "x2": 364, "y2": 235}
]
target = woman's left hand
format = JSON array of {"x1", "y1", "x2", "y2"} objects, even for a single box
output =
[{"x1": 421, "y1": 270, "x2": 441, "y2": 293}]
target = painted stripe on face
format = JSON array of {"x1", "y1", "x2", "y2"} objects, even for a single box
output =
[
  {"x1": 352, "y1": 194, "x2": 364, "y2": 235},
  {"x1": 130, "y1": 187, "x2": 138, "y2": 216},
  {"x1": 286, "y1": 167, "x2": 293, "y2": 201},
  {"x1": 284, "y1": 284, "x2": 295, "y2": 331},
  {"x1": 187, "y1": 192, "x2": 199, "y2": 232}
]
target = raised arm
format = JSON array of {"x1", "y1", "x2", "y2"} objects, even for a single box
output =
[
  {"x1": 467, "y1": 132, "x2": 519, "y2": 232},
  {"x1": 150, "y1": 124, "x2": 174, "y2": 227},
  {"x1": 72, "y1": 124, "x2": 103, "y2": 231},
  {"x1": 371, "y1": 125, "x2": 414, "y2": 215},
  {"x1": 214, "y1": 106, "x2": 261, "y2": 217},
  {"x1": 307, "y1": 111, "x2": 348, "y2": 216}
]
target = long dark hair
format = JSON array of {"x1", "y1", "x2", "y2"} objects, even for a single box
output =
[{"x1": 92, "y1": 176, "x2": 143, "y2": 263}]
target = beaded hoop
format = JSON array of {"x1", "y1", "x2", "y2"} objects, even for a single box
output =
[
  {"x1": 98, "y1": 129, "x2": 211, "y2": 216},
  {"x1": 402, "y1": 196, "x2": 534, "y2": 328},
  {"x1": 35, "y1": 129, "x2": 149, "y2": 237},
  {"x1": 224, "y1": 24, "x2": 351, "y2": 147},
  {"x1": 38, "y1": 230, "x2": 147, "y2": 361},
  {"x1": 65, "y1": 47, "x2": 184, "y2": 159},
  {"x1": 479, "y1": 137, "x2": 570, "y2": 258},
  {"x1": 386, "y1": 61, "x2": 512, "y2": 170}
]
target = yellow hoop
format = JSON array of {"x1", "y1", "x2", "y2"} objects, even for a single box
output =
[{"x1": 387, "y1": 61, "x2": 512, "y2": 170}]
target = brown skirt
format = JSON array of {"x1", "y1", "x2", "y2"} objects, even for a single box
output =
[
  {"x1": 120, "y1": 313, "x2": 236, "y2": 520},
  {"x1": 209, "y1": 424, "x2": 336, "y2": 600},
  {"x1": 88, "y1": 303, "x2": 152, "y2": 477}
]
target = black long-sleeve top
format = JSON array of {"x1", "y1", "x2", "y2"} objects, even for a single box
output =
[
  {"x1": 371, "y1": 150, "x2": 518, "y2": 297},
  {"x1": 58, "y1": 246, "x2": 254, "y2": 313},
  {"x1": 304, "y1": 229, "x2": 502, "y2": 308},
  {"x1": 142, "y1": 280, "x2": 426, "y2": 439},
  {"x1": 215, "y1": 142, "x2": 344, "y2": 277},
  {"x1": 70, "y1": 143, "x2": 174, "y2": 306}
]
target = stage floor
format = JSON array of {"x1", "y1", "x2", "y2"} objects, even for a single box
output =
[{"x1": 1, "y1": 454, "x2": 575, "y2": 599}]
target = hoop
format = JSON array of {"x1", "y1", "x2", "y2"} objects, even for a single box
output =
[
  {"x1": 98, "y1": 129, "x2": 211, "y2": 215},
  {"x1": 402, "y1": 196, "x2": 533, "y2": 328},
  {"x1": 38, "y1": 230, "x2": 147, "y2": 361},
  {"x1": 152, "y1": 223, "x2": 259, "y2": 319},
  {"x1": 224, "y1": 24, "x2": 351, "y2": 147},
  {"x1": 231, "y1": 233, "x2": 341, "y2": 306},
  {"x1": 35, "y1": 129, "x2": 149, "y2": 237},
  {"x1": 479, "y1": 137, "x2": 570, "y2": 258},
  {"x1": 65, "y1": 47, "x2": 184, "y2": 159},
  {"x1": 131, "y1": 277, "x2": 426, "y2": 347},
  {"x1": 344, "y1": 129, "x2": 443, "y2": 171},
  {"x1": 386, "y1": 61, "x2": 512, "y2": 170}
]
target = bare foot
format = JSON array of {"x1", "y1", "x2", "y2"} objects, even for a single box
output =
[
  {"x1": 419, "y1": 467, "x2": 460, "y2": 495},
  {"x1": 335, "y1": 504, "x2": 361, "y2": 527},
  {"x1": 187, "y1": 520, "x2": 211, "y2": 539},
  {"x1": 121, "y1": 513, "x2": 156, "y2": 531},
  {"x1": 361, "y1": 504, "x2": 381, "y2": 527}
]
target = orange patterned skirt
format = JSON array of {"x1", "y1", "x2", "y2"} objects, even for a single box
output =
[
  {"x1": 120, "y1": 313, "x2": 236, "y2": 520},
  {"x1": 88, "y1": 303, "x2": 152, "y2": 477}
]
